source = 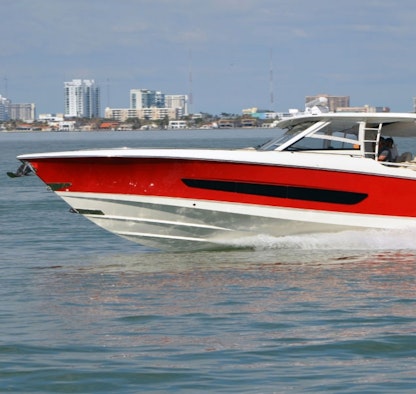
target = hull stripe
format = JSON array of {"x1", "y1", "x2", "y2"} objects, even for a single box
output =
[{"x1": 182, "y1": 179, "x2": 368, "y2": 205}]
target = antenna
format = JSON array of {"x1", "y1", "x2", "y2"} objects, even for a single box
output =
[
  {"x1": 188, "y1": 49, "x2": 193, "y2": 114},
  {"x1": 4, "y1": 77, "x2": 8, "y2": 98},
  {"x1": 106, "y1": 78, "x2": 110, "y2": 107},
  {"x1": 269, "y1": 49, "x2": 274, "y2": 110}
]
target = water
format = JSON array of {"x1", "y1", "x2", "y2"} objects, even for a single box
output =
[{"x1": 1, "y1": 129, "x2": 416, "y2": 393}]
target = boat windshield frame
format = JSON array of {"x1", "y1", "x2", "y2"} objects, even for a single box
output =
[{"x1": 257, "y1": 119, "x2": 361, "y2": 153}]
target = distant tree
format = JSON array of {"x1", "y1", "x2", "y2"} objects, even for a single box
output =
[
  {"x1": 193, "y1": 117, "x2": 204, "y2": 127},
  {"x1": 153, "y1": 116, "x2": 169, "y2": 129},
  {"x1": 125, "y1": 117, "x2": 141, "y2": 130}
]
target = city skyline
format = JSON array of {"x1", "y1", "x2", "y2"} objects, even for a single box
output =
[
  {"x1": 0, "y1": 82, "x2": 404, "y2": 123},
  {"x1": 1, "y1": 1, "x2": 416, "y2": 115}
]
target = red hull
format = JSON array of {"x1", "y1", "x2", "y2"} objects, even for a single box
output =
[{"x1": 28, "y1": 157, "x2": 416, "y2": 219}]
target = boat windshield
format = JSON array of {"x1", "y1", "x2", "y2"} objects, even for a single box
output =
[
  {"x1": 257, "y1": 120, "x2": 360, "y2": 152},
  {"x1": 257, "y1": 121, "x2": 315, "y2": 151}
]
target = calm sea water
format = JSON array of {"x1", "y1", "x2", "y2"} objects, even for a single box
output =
[{"x1": 1, "y1": 129, "x2": 416, "y2": 393}]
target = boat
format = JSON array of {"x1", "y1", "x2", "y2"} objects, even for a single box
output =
[{"x1": 16, "y1": 110, "x2": 416, "y2": 251}]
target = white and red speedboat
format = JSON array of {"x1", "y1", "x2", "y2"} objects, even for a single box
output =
[{"x1": 17, "y1": 111, "x2": 416, "y2": 251}]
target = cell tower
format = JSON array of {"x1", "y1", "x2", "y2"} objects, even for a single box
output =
[
  {"x1": 188, "y1": 49, "x2": 193, "y2": 114},
  {"x1": 269, "y1": 49, "x2": 274, "y2": 110},
  {"x1": 106, "y1": 78, "x2": 111, "y2": 107},
  {"x1": 3, "y1": 77, "x2": 8, "y2": 97}
]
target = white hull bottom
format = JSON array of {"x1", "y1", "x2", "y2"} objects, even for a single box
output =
[{"x1": 59, "y1": 192, "x2": 416, "y2": 252}]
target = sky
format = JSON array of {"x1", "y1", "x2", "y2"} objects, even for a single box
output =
[{"x1": 1, "y1": 0, "x2": 416, "y2": 116}]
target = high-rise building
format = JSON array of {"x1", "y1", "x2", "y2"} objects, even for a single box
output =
[
  {"x1": 105, "y1": 89, "x2": 188, "y2": 122},
  {"x1": 0, "y1": 95, "x2": 11, "y2": 121},
  {"x1": 9, "y1": 103, "x2": 36, "y2": 122},
  {"x1": 64, "y1": 79, "x2": 100, "y2": 118},
  {"x1": 165, "y1": 95, "x2": 188, "y2": 117},
  {"x1": 130, "y1": 89, "x2": 165, "y2": 109}
]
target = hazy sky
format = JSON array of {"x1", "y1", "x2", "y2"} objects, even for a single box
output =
[{"x1": 1, "y1": 0, "x2": 416, "y2": 115}]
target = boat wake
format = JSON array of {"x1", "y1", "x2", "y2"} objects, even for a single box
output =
[{"x1": 224, "y1": 228, "x2": 416, "y2": 251}]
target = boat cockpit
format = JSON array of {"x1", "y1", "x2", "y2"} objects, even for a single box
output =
[{"x1": 257, "y1": 115, "x2": 416, "y2": 167}]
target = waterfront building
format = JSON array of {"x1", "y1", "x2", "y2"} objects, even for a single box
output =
[
  {"x1": 165, "y1": 95, "x2": 188, "y2": 117},
  {"x1": 8, "y1": 103, "x2": 36, "y2": 122},
  {"x1": 242, "y1": 107, "x2": 278, "y2": 120},
  {"x1": 38, "y1": 113, "x2": 65, "y2": 122},
  {"x1": 105, "y1": 89, "x2": 188, "y2": 122},
  {"x1": 336, "y1": 105, "x2": 390, "y2": 113},
  {"x1": 64, "y1": 79, "x2": 100, "y2": 118},
  {"x1": 130, "y1": 89, "x2": 165, "y2": 109},
  {"x1": 104, "y1": 107, "x2": 179, "y2": 122},
  {"x1": 0, "y1": 95, "x2": 11, "y2": 121},
  {"x1": 305, "y1": 94, "x2": 350, "y2": 112},
  {"x1": 104, "y1": 108, "x2": 131, "y2": 122},
  {"x1": 167, "y1": 120, "x2": 187, "y2": 129}
]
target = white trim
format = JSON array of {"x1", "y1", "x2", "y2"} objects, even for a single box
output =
[
  {"x1": 60, "y1": 191, "x2": 416, "y2": 230},
  {"x1": 18, "y1": 148, "x2": 416, "y2": 179}
]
